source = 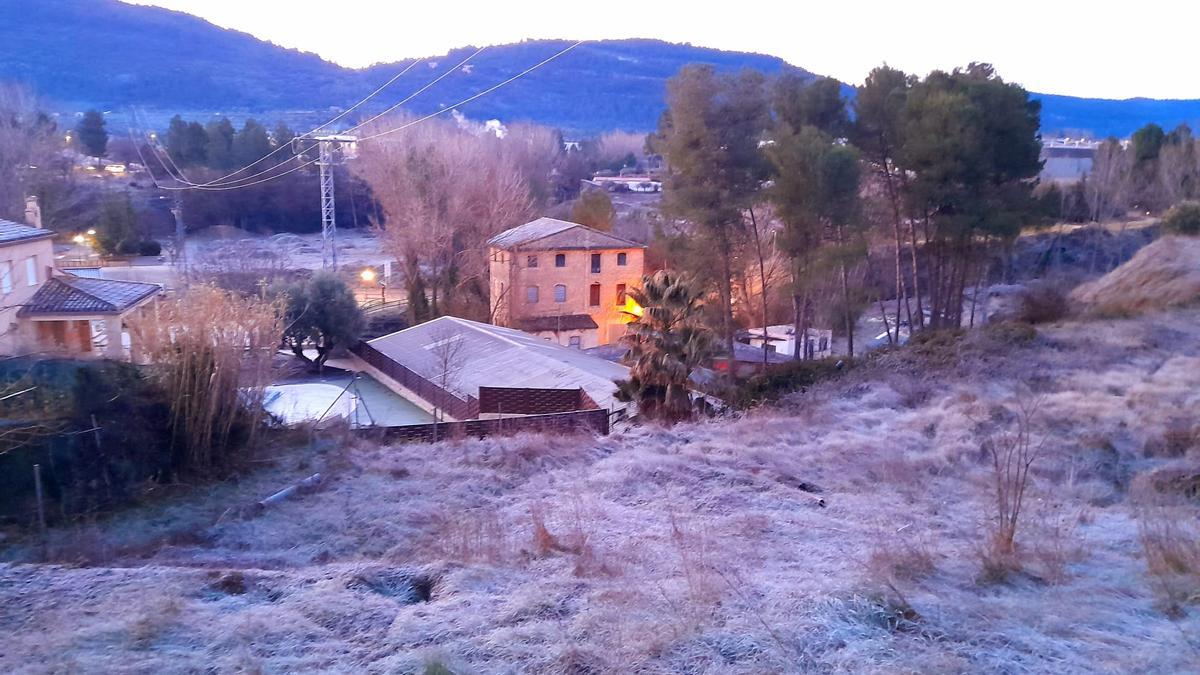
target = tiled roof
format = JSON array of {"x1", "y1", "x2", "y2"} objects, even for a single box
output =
[
  {"x1": 515, "y1": 313, "x2": 599, "y2": 332},
  {"x1": 0, "y1": 220, "x2": 53, "y2": 245},
  {"x1": 18, "y1": 276, "x2": 161, "y2": 316},
  {"x1": 488, "y1": 217, "x2": 644, "y2": 251}
]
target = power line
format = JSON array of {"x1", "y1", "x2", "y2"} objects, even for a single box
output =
[
  {"x1": 355, "y1": 41, "x2": 582, "y2": 143},
  {"x1": 342, "y1": 46, "x2": 486, "y2": 135},
  {"x1": 164, "y1": 58, "x2": 426, "y2": 188},
  {"x1": 135, "y1": 41, "x2": 583, "y2": 193},
  {"x1": 173, "y1": 50, "x2": 483, "y2": 189}
]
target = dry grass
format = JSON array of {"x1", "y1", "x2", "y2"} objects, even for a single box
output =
[
  {"x1": 1133, "y1": 472, "x2": 1200, "y2": 615},
  {"x1": 130, "y1": 284, "x2": 282, "y2": 474},
  {"x1": 3, "y1": 308, "x2": 1200, "y2": 672},
  {"x1": 1071, "y1": 236, "x2": 1200, "y2": 316}
]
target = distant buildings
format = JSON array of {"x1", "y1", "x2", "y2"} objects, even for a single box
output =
[
  {"x1": 1040, "y1": 138, "x2": 1100, "y2": 183},
  {"x1": 739, "y1": 325, "x2": 834, "y2": 361},
  {"x1": 488, "y1": 217, "x2": 645, "y2": 349}
]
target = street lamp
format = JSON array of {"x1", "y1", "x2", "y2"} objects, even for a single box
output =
[
  {"x1": 360, "y1": 268, "x2": 377, "y2": 283},
  {"x1": 72, "y1": 234, "x2": 86, "y2": 245},
  {"x1": 86, "y1": 228, "x2": 96, "y2": 236}
]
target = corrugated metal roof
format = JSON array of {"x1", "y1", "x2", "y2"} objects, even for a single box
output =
[
  {"x1": 367, "y1": 316, "x2": 629, "y2": 411},
  {"x1": 488, "y1": 217, "x2": 644, "y2": 251},
  {"x1": 0, "y1": 220, "x2": 53, "y2": 245},
  {"x1": 18, "y1": 276, "x2": 161, "y2": 316}
]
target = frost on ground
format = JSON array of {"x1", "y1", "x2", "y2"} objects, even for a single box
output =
[{"x1": 3, "y1": 310, "x2": 1200, "y2": 674}]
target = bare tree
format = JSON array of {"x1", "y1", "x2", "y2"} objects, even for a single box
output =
[
  {"x1": 427, "y1": 324, "x2": 470, "y2": 441},
  {"x1": 1086, "y1": 139, "x2": 1133, "y2": 222},
  {"x1": 977, "y1": 393, "x2": 1048, "y2": 580},
  {"x1": 1158, "y1": 137, "x2": 1200, "y2": 206},
  {"x1": 354, "y1": 119, "x2": 535, "y2": 322},
  {"x1": 0, "y1": 83, "x2": 59, "y2": 220}
]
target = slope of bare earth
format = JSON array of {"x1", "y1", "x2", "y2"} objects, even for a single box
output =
[{"x1": 3, "y1": 309, "x2": 1200, "y2": 673}]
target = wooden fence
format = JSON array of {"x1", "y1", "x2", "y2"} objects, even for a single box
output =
[{"x1": 357, "y1": 407, "x2": 610, "y2": 444}]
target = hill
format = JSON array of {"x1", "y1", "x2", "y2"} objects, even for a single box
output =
[
  {"x1": 1, "y1": 0, "x2": 1199, "y2": 136},
  {"x1": 3, "y1": 305, "x2": 1200, "y2": 670}
]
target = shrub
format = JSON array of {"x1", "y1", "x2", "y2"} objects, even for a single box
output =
[
  {"x1": 977, "y1": 394, "x2": 1047, "y2": 582},
  {"x1": 1014, "y1": 282, "x2": 1069, "y2": 324},
  {"x1": 731, "y1": 358, "x2": 845, "y2": 407},
  {"x1": 0, "y1": 359, "x2": 173, "y2": 525},
  {"x1": 138, "y1": 239, "x2": 163, "y2": 256},
  {"x1": 982, "y1": 321, "x2": 1038, "y2": 345},
  {"x1": 1162, "y1": 201, "x2": 1200, "y2": 236}
]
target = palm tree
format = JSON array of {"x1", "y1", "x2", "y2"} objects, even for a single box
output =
[{"x1": 616, "y1": 270, "x2": 714, "y2": 422}]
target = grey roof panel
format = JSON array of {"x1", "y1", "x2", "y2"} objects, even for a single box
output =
[
  {"x1": 0, "y1": 220, "x2": 54, "y2": 245},
  {"x1": 19, "y1": 276, "x2": 161, "y2": 316},
  {"x1": 366, "y1": 316, "x2": 629, "y2": 410}
]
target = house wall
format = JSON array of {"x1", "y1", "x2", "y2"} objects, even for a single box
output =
[
  {"x1": 529, "y1": 327, "x2": 598, "y2": 349},
  {"x1": 0, "y1": 237, "x2": 54, "y2": 356},
  {"x1": 489, "y1": 245, "x2": 644, "y2": 345}
]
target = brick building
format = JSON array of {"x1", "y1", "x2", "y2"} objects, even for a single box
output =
[{"x1": 488, "y1": 217, "x2": 645, "y2": 348}]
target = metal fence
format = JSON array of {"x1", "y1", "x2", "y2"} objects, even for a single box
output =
[{"x1": 351, "y1": 341, "x2": 480, "y2": 420}]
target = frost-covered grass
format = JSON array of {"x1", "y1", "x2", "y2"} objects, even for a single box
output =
[{"x1": 3, "y1": 310, "x2": 1200, "y2": 673}]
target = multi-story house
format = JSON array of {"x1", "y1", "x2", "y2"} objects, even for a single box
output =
[{"x1": 488, "y1": 217, "x2": 645, "y2": 349}]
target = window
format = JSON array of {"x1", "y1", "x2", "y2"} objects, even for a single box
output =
[
  {"x1": 617, "y1": 252, "x2": 627, "y2": 266},
  {"x1": 554, "y1": 284, "x2": 566, "y2": 303},
  {"x1": 526, "y1": 286, "x2": 539, "y2": 304},
  {"x1": 590, "y1": 253, "x2": 601, "y2": 273},
  {"x1": 526, "y1": 255, "x2": 538, "y2": 268},
  {"x1": 0, "y1": 261, "x2": 11, "y2": 294},
  {"x1": 616, "y1": 283, "x2": 626, "y2": 304},
  {"x1": 25, "y1": 256, "x2": 37, "y2": 287},
  {"x1": 568, "y1": 336, "x2": 582, "y2": 349},
  {"x1": 589, "y1": 283, "x2": 601, "y2": 307},
  {"x1": 555, "y1": 253, "x2": 566, "y2": 267}
]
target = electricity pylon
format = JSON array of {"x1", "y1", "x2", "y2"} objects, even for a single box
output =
[{"x1": 296, "y1": 133, "x2": 357, "y2": 269}]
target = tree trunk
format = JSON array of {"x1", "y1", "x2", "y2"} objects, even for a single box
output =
[
  {"x1": 882, "y1": 161, "x2": 912, "y2": 339},
  {"x1": 717, "y1": 227, "x2": 736, "y2": 378},
  {"x1": 748, "y1": 207, "x2": 769, "y2": 368}
]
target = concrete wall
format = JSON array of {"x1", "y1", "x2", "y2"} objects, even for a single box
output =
[
  {"x1": 0, "y1": 237, "x2": 54, "y2": 356},
  {"x1": 490, "y1": 245, "x2": 645, "y2": 345}
]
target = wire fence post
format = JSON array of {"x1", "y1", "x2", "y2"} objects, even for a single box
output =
[{"x1": 33, "y1": 463, "x2": 46, "y2": 535}]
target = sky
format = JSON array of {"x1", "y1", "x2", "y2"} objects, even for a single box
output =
[{"x1": 122, "y1": 0, "x2": 1198, "y2": 100}]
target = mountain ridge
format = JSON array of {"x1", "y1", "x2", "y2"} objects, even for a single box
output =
[{"x1": 2, "y1": 0, "x2": 1198, "y2": 136}]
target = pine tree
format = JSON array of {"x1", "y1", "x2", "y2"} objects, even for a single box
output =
[{"x1": 75, "y1": 110, "x2": 108, "y2": 164}]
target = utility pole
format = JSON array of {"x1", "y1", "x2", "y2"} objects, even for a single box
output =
[
  {"x1": 296, "y1": 133, "x2": 357, "y2": 270},
  {"x1": 170, "y1": 193, "x2": 186, "y2": 274}
]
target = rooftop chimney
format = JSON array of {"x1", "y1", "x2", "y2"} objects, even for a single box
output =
[{"x1": 24, "y1": 196, "x2": 42, "y2": 229}]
